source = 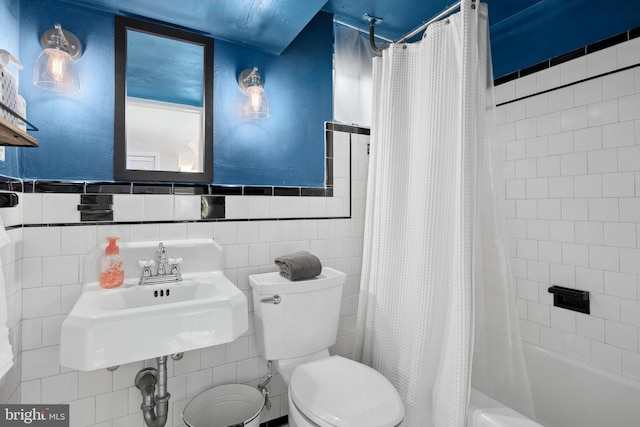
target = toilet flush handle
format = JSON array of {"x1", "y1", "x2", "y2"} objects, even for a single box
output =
[{"x1": 260, "y1": 295, "x2": 281, "y2": 304}]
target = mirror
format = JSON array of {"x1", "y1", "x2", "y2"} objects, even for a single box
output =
[{"x1": 114, "y1": 16, "x2": 213, "y2": 182}]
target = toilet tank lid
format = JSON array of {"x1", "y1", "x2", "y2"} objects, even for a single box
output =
[
  {"x1": 249, "y1": 267, "x2": 346, "y2": 295},
  {"x1": 290, "y1": 356, "x2": 404, "y2": 427}
]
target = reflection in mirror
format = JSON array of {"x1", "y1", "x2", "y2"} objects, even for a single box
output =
[{"x1": 114, "y1": 16, "x2": 213, "y2": 182}]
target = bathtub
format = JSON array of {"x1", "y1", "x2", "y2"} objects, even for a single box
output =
[{"x1": 468, "y1": 343, "x2": 640, "y2": 426}]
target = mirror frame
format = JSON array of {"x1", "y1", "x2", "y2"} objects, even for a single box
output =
[{"x1": 114, "y1": 16, "x2": 214, "y2": 183}]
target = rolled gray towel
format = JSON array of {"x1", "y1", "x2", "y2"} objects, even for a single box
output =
[{"x1": 274, "y1": 251, "x2": 322, "y2": 281}]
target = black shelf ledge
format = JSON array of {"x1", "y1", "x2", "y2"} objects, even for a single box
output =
[{"x1": 548, "y1": 285, "x2": 590, "y2": 314}]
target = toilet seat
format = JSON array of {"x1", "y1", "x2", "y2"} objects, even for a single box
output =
[{"x1": 289, "y1": 356, "x2": 404, "y2": 427}]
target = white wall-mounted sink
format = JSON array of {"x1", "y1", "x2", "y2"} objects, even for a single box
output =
[{"x1": 60, "y1": 239, "x2": 248, "y2": 371}]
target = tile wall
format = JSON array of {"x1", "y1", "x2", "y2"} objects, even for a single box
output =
[
  {"x1": 497, "y1": 36, "x2": 640, "y2": 379},
  {"x1": 0, "y1": 127, "x2": 370, "y2": 427}
]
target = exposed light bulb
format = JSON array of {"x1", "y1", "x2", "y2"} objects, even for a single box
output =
[
  {"x1": 247, "y1": 86, "x2": 263, "y2": 112},
  {"x1": 47, "y1": 50, "x2": 66, "y2": 80}
]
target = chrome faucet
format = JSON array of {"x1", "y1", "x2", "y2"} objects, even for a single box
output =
[{"x1": 138, "y1": 242, "x2": 183, "y2": 285}]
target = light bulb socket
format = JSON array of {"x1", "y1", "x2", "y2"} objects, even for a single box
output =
[{"x1": 40, "y1": 24, "x2": 83, "y2": 60}]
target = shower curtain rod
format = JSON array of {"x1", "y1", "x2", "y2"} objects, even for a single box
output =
[
  {"x1": 395, "y1": 1, "x2": 462, "y2": 44},
  {"x1": 366, "y1": 0, "x2": 465, "y2": 52},
  {"x1": 334, "y1": 19, "x2": 394, "y2": 43}
]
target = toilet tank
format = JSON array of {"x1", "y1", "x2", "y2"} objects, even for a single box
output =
[{"x1": 250, "y1": 267, "x2": 346, "y2": 361}]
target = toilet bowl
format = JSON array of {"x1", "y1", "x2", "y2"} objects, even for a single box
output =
[{"x1": 249, "y1": 267, "x2": 404, "y2": 427}]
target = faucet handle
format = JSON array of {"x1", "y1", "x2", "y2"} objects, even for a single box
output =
[
  {"x1": 168, "y1": 257, "x2": 183, "y2": 265},
  {"x1": 137, "y1": 258, "x2": 156, "y2": 268}
]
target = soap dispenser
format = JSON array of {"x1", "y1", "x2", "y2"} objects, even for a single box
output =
[{"x1": 100, "y1": 237, "x2": 124, "y2": 289}]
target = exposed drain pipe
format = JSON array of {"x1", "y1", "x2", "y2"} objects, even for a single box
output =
[{"x1": 135, "y1": 356, "x2": 171, "y2": 427}]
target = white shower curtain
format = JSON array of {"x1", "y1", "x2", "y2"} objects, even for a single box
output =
[{"x1": 354, "y1": 1, "x2": 533, "y2": 426}]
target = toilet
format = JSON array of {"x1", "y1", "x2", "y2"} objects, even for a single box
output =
[{"x1": 249, "y1": 267, "x2": 404, "y2": 427}]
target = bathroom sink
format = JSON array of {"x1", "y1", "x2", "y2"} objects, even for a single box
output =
[{"x1": 60, "y1": 239, "x2": 248, "y2": 371}]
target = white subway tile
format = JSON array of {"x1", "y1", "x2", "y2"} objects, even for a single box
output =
[
  {"x1": 548, "y1": 131, "x2": 573, "y2": 155},
  {"x1": 42, "y1": 315, "x2": 64, "y2": 347},
  {"x1": 504, "y1": 140, "x2": 526, "y2": 160},
  {"x1": 549, "y1": 263, "x2": 575, "y2": 287},
  {"x1": 591, "y1": 341, "x2": 622, "y2": 373},
  {"x1": 621, "y1": 299, "x2": 640, "y2": 327},
  {"x1": 618, "y1": 146, "x2": 640, "y2": 172},
  {"x1": 23, "y1": 287, "x2": 60, "y2": 319},
  {"x1": 22, "y1": 318, "x2": 41, "y2": 351},
  {"x1": 587, "y1": 149, "x2": 617, "y2": 174},
  {"x1": 213, "y1": 362, "x2": 237, "y2": 387},
  {"x1": 187, "y1": 222, "x2": 213, "y2": 240},
  {"x1": 587, "y1": 46, "x2": 618, "y2": 77},
  {"x1": 61, "y1": 226, "x2": 97, "y2": 255},
  {"x1": 23, "y1": 227, "x2": 61, "y2": 258},
  {"x1": 589, "y1": 245, "x2": 619, "y2": 272},
  {"x1": 22, "y1": 258, "x2": 42, "y2": 289},
  {"x1": 159, "y1": 223, "x2": 188, "y2": 241},
  {"x1": 186, "y1": 368, "x2": 213, "y2": 398},
  {"x1": 539, "y1": 240, "x2": 562, "y2": 264},
  {"x1": 588, "y1": 198, "x2": 619, "y2": 222},
  {"x1": 620, "y1": 248, "x2": 640, "y2": 274},
  {"x1": 515, "y1": 158, "x2": 537, "y2": 179},
  {"x1": 42, "y1": 371, "x2": 78, "y2": 404},
  {"x1": 577, "y1": 312, "x2": 605, "y2": 341},
  {"x1": 527, "y1": 260, "x2": 549, "y2": 283},
  {"x1": 561, "y1": 198, "x2": 588, "y2": 221},
  {"x1": 536, "y1": 156, "x2": 560, "y2": 177},
  {"x1": 561, "y1": 152, "x2": 587, "y2": 176},
  {"x1": 561, "y1": 106, "x2": 589, "y2": 131},
  {"x1": 516, "y1": 239, "x2": 537, "y2": 260},
  {"x1": 78, "y1": 368, "x2": 113, "y2": 399},
  {"x1": 42, "y1": 256, "x2": 79, "y2": 286},
  {"x1": 575, "y1": 221, "x2": 603, "y2": 245},
  {"x1": 517, "y1": 279, "x2": 539, "y2": 302},
  {"x1": 591, "y1": 292, "x2": 621, "y2": 321},
  {"x1": 560, "y1": 57, "x2": 587, "y2": 86},
  {"x1": 603, "y1": 172, "x2": 635, "y2": 197},
  {"x1": 225, "y1": 245, "x2": 249, "y2": 269},
  {"x1": 603, "y1": 69, "x2": 636, "y2": 100},
  {"x1": 526, "y1": 178, "x2": 548, "y2": 199},
  {"x1": 527, "y1": 94, "x2": 549, "y2": 118},
  {"x1": 21, "y1": 379, "x2": 41, "y2": 404},
  {"x1": 549, "y1": 86, "x2": 574, "y2": 113},
  {"x1": 537, "y1": 66, "x2": 561, "y2": 93},
  {"x1": 574, "y1": 127, "x2": 602, "y2": 152},
  {"x1": 548, "y1": 176, "x2": 573, "y2": 198},
  {"x1": 562, "y1": 242, "x2": 589, "y2": 267},
  {"x1": 22, "y1": 194, "x2": 43, "y2": 225},
  {"x1": 112, "y1": 195, "x2": 143, "y2": 222},
  {"x1": 174, "y1": 195, "x2": 201, "y2": 221},
  {"x1": 528, "y1": 301, "x2": 551, "y2": 326},
  {"x1": 617, "y1": 38, "x2": 640, "y2": 68},
  {"x1": 537, "y1": 112, "x2": 562, "y2": 136},
  {"x1": 575, "y1": 267, "x2": 604, "y2": 293},
  {"x1": 527, "y1": 219, "x2": 550, "y2": 240},
  {"x1": 516, "y1": 118, "x2": 538, "y2": 140},
  {"x1": 619, "y1": 198, "x2": 640, "y2": 222},
  {"x1": 95, "y1": 389, "x2": 129, "y2": 423},
  {"x1": 525, "y1": 136, "x2": 549, "y2": 158},
  {"x1": 550, "y1": 306, "x2": 576, "y2": 332},
  {"x1": 574, "y1": 174, "x2": 602, "y2": 197},
  {"x1": 604, "y1": 222, "x2": 636, "y2": 248},
  {"x1": 224, "y1": 196, "x2": 250, "y2": 219},
  {"x1": 43, "y1": 194, "x2": 80, "y2": 224},
  {"x1": 604, "y1": 271, "x2": 636, "y2": 300},
  {"x1": 248, "y1": 243, "x2": 270, "y2": 266},
  {"x1": 549, "y1": 220, "x2": 574, "y2": 242},
  {"x1": 537, "y1": 199, "x2": 561, "y2": 220},
  {"x1": 603, "y1": 120, "x2": 635, "y2": 149},
  {"x1": 505, "y1": 100, "x2": 526, "y2": 122},
  {"x1": 605, "y1": 320, "x2": 638, "y2": 351},
  {"x1": 507, "y1": 219, "x2": 527, "y2": 239},
  {"x1": 588, "y1": 99, "x2": 619, "y2": 127},
  {"x1": 22, "y1": 346, "x2": 60, "y2": 381},
  {"x1": 574, "y1": 78, "x2": 602, "y2": 107},
  {"x1": 515, "y1": 74, "x2": 537, "y2": 99}
]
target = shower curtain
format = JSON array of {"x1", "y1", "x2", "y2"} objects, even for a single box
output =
[{"x1": 354, "y1": 1, "x2": 533, "y2": 425}]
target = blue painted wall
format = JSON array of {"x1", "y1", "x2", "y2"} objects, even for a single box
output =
[
  {"x1": 0, "y1": 0, "x2": 23, "y2": 179},
  {"x1": 11, "y1": 0, "x2": 331, "y2": 186}
]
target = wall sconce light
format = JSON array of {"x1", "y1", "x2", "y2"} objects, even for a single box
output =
[
  {"x1": 33, "y1": 23, "x2": 83, "y2": 93},
  {"x1": 237, "y1": 67, "x2": 269, "y2": 119}
]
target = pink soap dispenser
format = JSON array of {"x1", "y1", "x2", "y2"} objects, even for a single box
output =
[{"x1": 100, "y1": 237, "x2": 124, "y2": 289}]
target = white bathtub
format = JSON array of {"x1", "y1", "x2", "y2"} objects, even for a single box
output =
[{"x1": 468, "y1": 343, "x2": 640, "y2": 426}]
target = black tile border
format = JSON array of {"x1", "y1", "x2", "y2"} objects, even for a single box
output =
[
  {"x1": 260, "y1": 415, "x2": 288, "y2": 427},
  {"x1": 326, "y1": 122, "x2": 370, "y2": 135},
  {"x1": 494, "y1": 25, "x2": 640, "y2": 85}
]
